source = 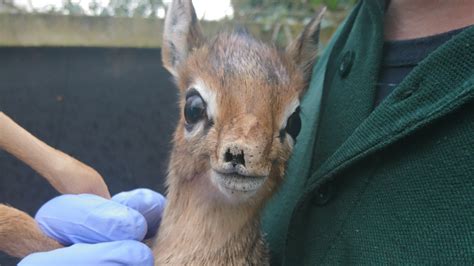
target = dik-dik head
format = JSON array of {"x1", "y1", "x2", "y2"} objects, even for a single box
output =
[{"x1": 163, "y1": 0, "x2": 323, "y2": 205}]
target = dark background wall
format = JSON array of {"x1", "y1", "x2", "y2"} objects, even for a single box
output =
[{"x1": 0, "y1": 47, "x2": 177, "y2": 265}]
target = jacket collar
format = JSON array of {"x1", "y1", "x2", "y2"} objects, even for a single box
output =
[{"x1": 306, "y1": 25, "x2": 474, "y2": 191}]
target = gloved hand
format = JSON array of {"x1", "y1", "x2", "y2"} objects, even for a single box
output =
[{"x1": 19, "y1": 188, "x2": 166, "y2": 266}]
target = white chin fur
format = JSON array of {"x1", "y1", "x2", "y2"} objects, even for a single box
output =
[{"x1": 210, "y1": 170, "x2": 267, "y2": 202}]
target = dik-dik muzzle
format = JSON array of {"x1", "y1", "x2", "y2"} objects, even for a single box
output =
[{"x1": 211, "y1": 113, "x2": 273, "y2": 199}]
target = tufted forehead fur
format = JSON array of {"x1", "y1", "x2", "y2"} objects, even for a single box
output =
[{"x1": 205, "y1": 31, "x2": 294, "y2": 88}]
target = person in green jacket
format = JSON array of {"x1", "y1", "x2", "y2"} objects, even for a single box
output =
[{"x1": 262, "y1": 0, "x2": 474, "y2": 264}]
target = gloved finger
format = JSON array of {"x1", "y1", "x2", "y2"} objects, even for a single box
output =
[
  {"x1": 35, "y1": 194, "x2": 147, "y2": 245},
  {"x1": 19, "y1": 240, "x2": 153, "y2": 266},
  {"x1": 112, "y1": 188, "x2": 166, "y2": 238}
]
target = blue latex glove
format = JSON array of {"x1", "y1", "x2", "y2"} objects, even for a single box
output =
[
  {"x1": 19, "y1": 189, "x2": 166, "y2": 266},
  {"x1": 112, "y1": 189, "x2": 165, "y2": 239}
]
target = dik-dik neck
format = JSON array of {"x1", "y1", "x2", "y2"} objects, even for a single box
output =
[{"x1": 153, "y1": 170, "x2": 268, "y2": 264}]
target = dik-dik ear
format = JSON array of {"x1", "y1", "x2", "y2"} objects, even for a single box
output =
[
  {"x1": 286, "y1": 7, "x2": 326, "y2": 85},
  {"x1": 162, "y1": 0, "x2": 205, "y2": 77}
]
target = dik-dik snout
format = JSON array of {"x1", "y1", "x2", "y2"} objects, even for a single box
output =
[
  {"x1": 217, "y1": 114, "x2": 271, "y2": 177},
  {"x1": 210, "y1": 114, "x2": 274, "y2": 200}
]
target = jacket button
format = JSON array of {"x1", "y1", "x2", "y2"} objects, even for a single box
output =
[
  {"x1": 339, "y1": 50, "x2": 355, "y2": 78},
  {"x1": 312, "y1": 181, "x2": 335, "y2": 206}
]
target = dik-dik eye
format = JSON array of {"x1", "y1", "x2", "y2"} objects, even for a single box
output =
[
  {"x1": 284, "y1": 107, "x2": 301, "y2": 141},
  {"x1": 184, "y1": 89, "x2": 207, "y2": 125}
]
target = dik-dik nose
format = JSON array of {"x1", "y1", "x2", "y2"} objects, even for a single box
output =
[
  {"x1": 217, "y1": 114, "x2": 270, "y2": 176},
  {"x1": 224, "y1": 147, "x2": 246, "y2": 168},
  {"x1": 218, "y1": 142, "x2": 269, "y2": 177}
]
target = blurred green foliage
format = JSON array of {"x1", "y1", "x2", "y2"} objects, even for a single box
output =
[
  {"x1": 1, "y1": 0, "x2": 355, "y2": 20},
  {"x1": 0, "y1": 0, "x2": 165, "y2": 17},
  {"x1": 0, "y1": 0, "x2": 355, "y2": 46},
  {"x1": 91, "y1": 0, "x2": 164, "y2": 17},
  {"x1": 231, "y1": 0, "x2": 356, "y2": 46},
  {"x1": 0, "y1": 0, "x2": 22, "y2": 13},
  {"x1": 231, "y1": 0, "x2": 356, "y2": 21}
]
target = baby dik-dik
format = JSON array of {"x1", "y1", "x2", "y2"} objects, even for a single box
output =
[{"x1": 153, "y1": 0, "x2": 325, "y2": 264}]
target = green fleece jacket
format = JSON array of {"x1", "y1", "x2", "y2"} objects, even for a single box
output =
[{"x1": 262, "y1": 1, "x2": 474, "y2": 264}]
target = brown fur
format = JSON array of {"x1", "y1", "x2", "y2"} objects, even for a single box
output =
[
  {"x1": 0, "y1": 1, "x2": 324, "y2": 263},
  {"x1": 153, "y1": 1, "x2": 324, "y2": 264},
  {"x1": 0, "y1": 204, "x2": 61, "y2": 257}
]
